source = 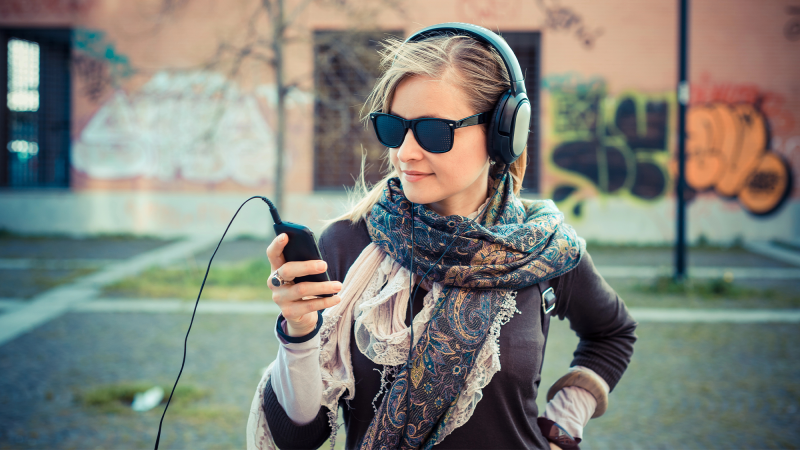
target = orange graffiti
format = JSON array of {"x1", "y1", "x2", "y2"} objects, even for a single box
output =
[
  {"x1": 686, "y1": 104, "x2": 792, "y2": 215},
  {"x1": 691, "y1": 74, "x2": 796, "y2": 135}
]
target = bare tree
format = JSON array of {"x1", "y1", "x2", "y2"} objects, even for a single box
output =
[{"x1": 149, "y1": 0, "x2": 404, "y2": 212}]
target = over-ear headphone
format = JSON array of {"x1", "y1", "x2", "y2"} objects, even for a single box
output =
[{"x1": 404, "y1": 22, "x2": 531, "y2": 165}]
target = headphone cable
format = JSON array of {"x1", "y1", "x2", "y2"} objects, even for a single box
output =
[
  {"x1": 154, "y1": 195, "x2": 266, "y2": 450},
  {"x1": 402, "y1": 165, "x2": 509, "y2": 443}
]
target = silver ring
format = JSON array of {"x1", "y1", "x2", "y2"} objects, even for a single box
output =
[{"x1": 270, "y1": 270, "x2": 286, "y2": 287}]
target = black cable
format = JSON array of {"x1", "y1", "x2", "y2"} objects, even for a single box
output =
[
  {"x1": 403, "y1": 200, "x2": 416, "y2": 438},
  {"x1": 402, "y1": 164, "x2": 509, "y2": 441},
  {"x1": 409, "y1": 165, "x2": 508, "y2": 320},
  {"x1": 154, "y1": 195, "x2": 266, "y2": 450}
]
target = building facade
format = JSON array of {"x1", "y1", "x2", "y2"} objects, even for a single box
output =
[{"x1": 1, "y1": 0, "x2": 798, "y2": 243}]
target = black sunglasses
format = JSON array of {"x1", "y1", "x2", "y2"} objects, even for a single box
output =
[{"x1": 369, "y1": 111, "x2": 490, "y2": 153}]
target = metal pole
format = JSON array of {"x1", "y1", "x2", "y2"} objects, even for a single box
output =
[
  {"x1": 274, "y1": 0, "x2": 286, "y2": 214},
  {"x1": 675, "y1": 0, "x2": 690, "y2": 281}
]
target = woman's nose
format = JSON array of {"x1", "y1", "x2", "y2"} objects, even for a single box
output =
[{"x1": 396, "y1": 129, "x2": 425, "y2": 163}]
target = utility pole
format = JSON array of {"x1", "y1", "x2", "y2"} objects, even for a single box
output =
[{"x1": 675, "y1": 0, "x2": 690, "y2": 281}]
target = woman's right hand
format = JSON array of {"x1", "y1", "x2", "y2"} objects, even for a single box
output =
[{"x1": 267, "y1": 233, "x2": 342, "y2": 337}]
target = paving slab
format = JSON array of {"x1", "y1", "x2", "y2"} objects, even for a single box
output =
[
  {"x1": 0, "y1": 236, "x2": 177, "y2": 300},
  {"x1": 586, "y1": 245, "x2": 792, "y2": 268},
  {"x1": 0, "y1": 267, "x2": 91, "y2": 300},
  {"x1": 0, "y1": 312, "x2": 796, "y2": 449},
  {"x1": 0, "y1": 236, "x2": 174, "y2": 260},
  {"x1": 189, "y1": 237, "x2": 269, "y2": 265},
  {"x1": 0, "y1": 237, "x2": 217, "y2": 347}
]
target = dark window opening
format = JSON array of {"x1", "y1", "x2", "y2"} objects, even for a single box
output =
[
  {"x1": 313, "y1": 30, "x2": 400, "y2": 191},
  {"x1": 502, "y1": 32, "x2": 541, "y2": 193},
  {"x1": 1, "y1": 28, "x2": 71, "y2": 188}
]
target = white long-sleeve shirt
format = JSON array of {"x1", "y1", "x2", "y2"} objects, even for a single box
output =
[{"x1": 271, "y1": 318, "x2": 606, "y2": 439}]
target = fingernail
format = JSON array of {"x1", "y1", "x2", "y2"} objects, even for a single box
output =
[
  {"x1": 280, "y1": 233, "x2": 287, "y2": 242},
  {"x1": 316, "y1": 261, "x2": 327, "y2": 271},
  {"x1": 333, "y1": 281, "x2": 342, "y2": 290}
]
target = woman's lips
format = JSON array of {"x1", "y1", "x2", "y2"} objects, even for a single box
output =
[{"x1": 402, "y1": 171, "x2": 432, "y2": 182}]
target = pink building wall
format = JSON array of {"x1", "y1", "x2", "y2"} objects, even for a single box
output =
[{"x1": 0, "y1": 0, "x2": 797, "y2": 241}]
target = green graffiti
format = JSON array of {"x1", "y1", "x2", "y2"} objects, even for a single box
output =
[
  {"x1": 73, "y1": 28, "x2": 135, "y2": 81},
  {"x1": 72, "y1": 29, "x2": 135, "y2": 102},
  {"x1": 542, "y1": 73, "x2": 675, "y2": 216}
]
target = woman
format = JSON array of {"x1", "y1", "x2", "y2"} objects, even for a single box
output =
[{"x1": 247, "y1": 25, "x2": 637, "y2": 450}]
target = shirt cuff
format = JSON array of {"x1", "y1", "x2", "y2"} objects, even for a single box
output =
[
  {"x1": 543, "y1": 386, "x2": 595, "y2": 439},
  {"x1": 275, "y1": 311, "x2": 323, "y2": 345},
  {"x1": 543, "y1": 365, "x2": 611, "y2": 440}
]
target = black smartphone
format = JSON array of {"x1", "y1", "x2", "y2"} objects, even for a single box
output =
[{"x1": 273, "y1": 221, "x2": 332, "y2": 296}]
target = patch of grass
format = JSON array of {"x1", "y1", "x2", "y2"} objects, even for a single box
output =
[
  {"x1": 103, "y1": 259, "x2": 273, "y2": 300},
  {"x1": 635, "y1": 275, "x2": 764, "y2": 299},
  {"x1": 583, "y1": 236, "x2": 743, "y2": 251},
  {"x1": 0, "y1": 228, "x2": 167, "y2": 241},
  {"x1": 619, "y1": 275, "x2": 800, "y2": 309},
  {"x1": 76, "y1": 381, "x2": 209, "y2": 414}
]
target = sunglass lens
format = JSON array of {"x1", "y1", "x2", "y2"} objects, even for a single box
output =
[
  {"x1": 374, "y1": 115, "x2": 406, "y2": 148},
  {"x1": 414, "y1": 120, "x2": 453, "y2": 153}
]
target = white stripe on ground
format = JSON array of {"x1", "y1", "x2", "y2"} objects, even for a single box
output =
[
  {"x1": 628, "y1": 308, "x2": 800, "y2": 323},
  {"x1": 744, "y1": 241, "x2": 800, "y2": 267},
  {"x1": 0, "y1": 237, "x2": 218, "y2": 347},
  {"x1": 596, "y1": 266, "x2": 800, "y2": 279},
  {"x1": 64, "y1": 299, "x2": 800, "y2": 323},
  {"x1": 0, "y1": 299, "x2": 25, "y2": 312},
  {"x1": 73, "y1": 299, "x2": 282, "y2": 314}
]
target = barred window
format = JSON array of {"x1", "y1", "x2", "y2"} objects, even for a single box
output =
[
  {"x1": 313, "y1": 30, "x2": 399, "y2": 191},
  {"x1": 1, "y1": 28, "x2": 71, "y2": 188}
]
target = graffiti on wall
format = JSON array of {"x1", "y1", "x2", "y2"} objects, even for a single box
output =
[
  {"x1": 72, "y1": 29, "x2": 135, "y2": 102},
  {"x1": 543, "y1": 73, "x2": 673, "y2": 216},
  {"x1": 687, "y1": 104, "x2": 792, "y2": 215},
  {"x1": 0, "y1": 0, "x2": 94, "y2": 16},
  {"x1": 72, "y1": 71, "x2": 283, "y2": 186},
  {"x1": 690, "y1": 74, "x2": 795, "y2": 135},
  {"x1": 686, "y1": 74, "x2": 795, "y2": 215},
  {"x1": 535, "y1": 0, "x2": 604, "y2": 49},
  {"x1": 544, "y1": 72, "x2": 796, "y2": 217}
]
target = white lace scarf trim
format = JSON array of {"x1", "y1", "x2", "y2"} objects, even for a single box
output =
[{"x1": 246, "y1": 243, "x2": 520, "y2": 449}]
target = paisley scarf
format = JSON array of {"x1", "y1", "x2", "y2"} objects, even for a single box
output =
[
  {"x1": 245, "y1": 167, "x2": 584, "y2": 450},
  {"x1": 361, "y1": 167, "x2": 584, "y2": 449}
]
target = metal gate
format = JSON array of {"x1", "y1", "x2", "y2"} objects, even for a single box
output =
[{"x1": 1, "y1": 28, "x2": 71, "y2": 188}]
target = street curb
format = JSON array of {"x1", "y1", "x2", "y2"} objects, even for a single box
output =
[
  {"x1": 628, "y1": 307, "x2": 800, "y2": 323},
  {"x1": 597, "y1": 266, "x2": 800, "y2": 279},
  {"x1": 744, "y1": 241, "x2": 800, "y2": 268}
]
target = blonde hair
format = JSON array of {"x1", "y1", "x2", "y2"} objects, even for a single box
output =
[{"x1": 333, "y1": 33, "x2": 528, "y2": 224}]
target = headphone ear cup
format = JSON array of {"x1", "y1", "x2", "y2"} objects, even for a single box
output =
[{"x1": 487, "y1": 90, "x2": 512, "y2": 165}]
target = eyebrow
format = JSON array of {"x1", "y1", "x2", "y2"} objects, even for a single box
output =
[{"x1": 386, "y1": 110, "x2": 457, "y2": 121}]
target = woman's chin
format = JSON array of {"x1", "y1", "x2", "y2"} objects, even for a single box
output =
[{"x1": 402, "y1": 185, "x2": 440, "y2": 206}]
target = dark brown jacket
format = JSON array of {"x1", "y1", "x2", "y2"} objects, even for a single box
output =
[{"x1": 263, "y1": 219, "x2": 638, "y2": 450}]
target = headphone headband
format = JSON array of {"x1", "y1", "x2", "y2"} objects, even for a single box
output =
[
  {"x1": 404, "y1": 22, "x2": 526, "y2": 96},
  {"x1": 401, "y1": 22, "x2": 531, "y2": 165}
]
